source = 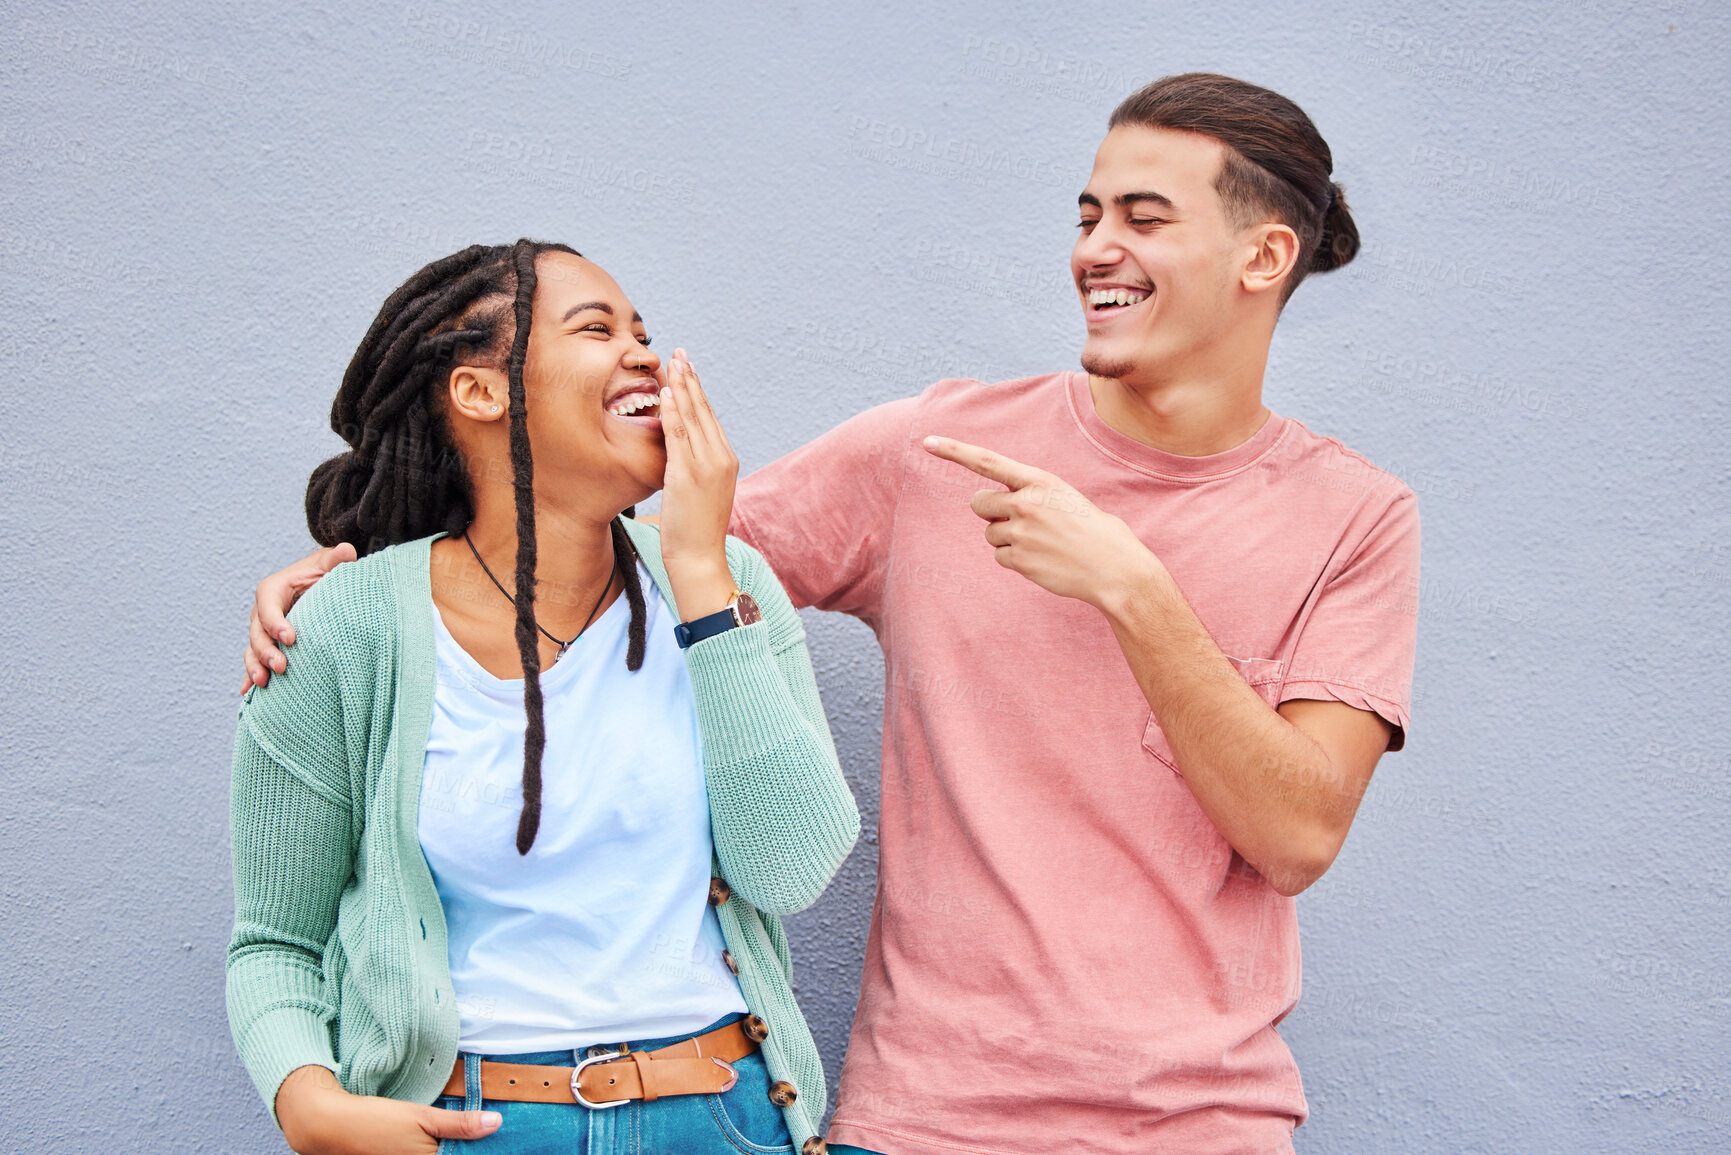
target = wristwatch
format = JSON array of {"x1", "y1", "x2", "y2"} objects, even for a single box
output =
[{"x1": 674, "y1": 590, "x2": 763, "y2": 649}]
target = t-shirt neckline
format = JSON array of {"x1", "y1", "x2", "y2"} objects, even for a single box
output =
[
  {"x1": 1064, "y1": 370, "x2": 1289, "y2": 482},
  {"x1": 429, "y1": 566, "x2": 638, "y2": 698}
]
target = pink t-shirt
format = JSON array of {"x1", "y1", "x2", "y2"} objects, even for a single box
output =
[{"x1": 731, "y1": 371, "x2": 1421, "y2": 1155}]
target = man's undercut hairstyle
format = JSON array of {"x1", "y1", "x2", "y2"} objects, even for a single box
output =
[
  {"x1": 306, "y1": 239, "x2": 648, "y2": 855},
  {"x1": 1110, "y1": 72, "x2": 1360, "y2": 303}
]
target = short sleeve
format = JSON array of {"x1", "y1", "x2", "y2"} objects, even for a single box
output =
[
  {"x1": 730, "y1": 397, "x2": 919, "y2": 622},
  {"x1": 1280, "y1": 490, "x2": 1421, "y2": 751}
]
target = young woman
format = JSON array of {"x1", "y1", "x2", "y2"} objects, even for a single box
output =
[{"x1": 228, "y1": 240, "x2": 858, "y2": 1155}]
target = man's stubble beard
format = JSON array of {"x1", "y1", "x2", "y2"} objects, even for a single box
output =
[
  {"x1": 1080, "y1": 354, "x2": 1137, "y2": 381},
  {"x1": 1080, "y1": 342, "x2": 1138, "y2": 382}
]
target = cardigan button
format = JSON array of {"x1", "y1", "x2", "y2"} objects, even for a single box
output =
[
  {"x1": 723, "y1": 949, "x2": 740, "y2": 976},
  {"x1": 742, "y1": 1014, "x2": 769, "y2": 1042},
  {"x1": 768, "y1": 1080, "x2": 798, "y2": 1107},
  {"x1": 801, "y1": 1140, "x2": 828, "y2": 1155},
  {"x1": 708, "y1": 877, "x2": 731, "y2": 906}
]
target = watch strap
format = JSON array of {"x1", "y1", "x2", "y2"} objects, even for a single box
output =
[{"x1": 675, "y1": 591, "x2": 758, "y2": 650}]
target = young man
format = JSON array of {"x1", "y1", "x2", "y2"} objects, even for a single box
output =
[{"x1": 244, "y1": 74, "x2": 1419, "y2": 1154}]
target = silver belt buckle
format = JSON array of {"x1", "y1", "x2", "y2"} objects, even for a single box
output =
[{"x1": 572, "y1": 1048, "x2": 629, "y2": 1110}]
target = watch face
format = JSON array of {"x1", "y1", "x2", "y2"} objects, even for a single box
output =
[{"x1": 733, "y1": 593, "x2": 763, "y2": 626}]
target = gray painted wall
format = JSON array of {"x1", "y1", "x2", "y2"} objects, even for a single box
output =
[{"x1": 2, "y1": 1, "x2": 1726, "y2": 1151}]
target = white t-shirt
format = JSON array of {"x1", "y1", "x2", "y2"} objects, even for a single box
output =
[{"x1": 417, "y1": 563, "x2": 747, "y2": 1052}]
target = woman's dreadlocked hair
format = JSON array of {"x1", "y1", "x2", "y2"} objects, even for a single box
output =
[{"x1": 306, "y1": 239, "x2": 649, "y2": 854}]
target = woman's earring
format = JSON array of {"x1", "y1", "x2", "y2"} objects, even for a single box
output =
[{"x1": 491, "y1": 405, "x2": 501, "y2": 413}]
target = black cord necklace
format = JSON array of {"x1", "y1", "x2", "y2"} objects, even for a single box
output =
[{"x1": 463, "y1": 531, "x2": 617, "y2": 659}]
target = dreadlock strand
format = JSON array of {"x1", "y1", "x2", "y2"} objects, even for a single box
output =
[
  {"x1": 353, "y1": 426, "x2": 397, "y2": 530},
  {"x1": 417, "y1": 326, "x2": 492, "y2": 360},
  {"x1": 402, "y1": 402, "x2": 434, "y2": 532},
  {"x1": 505, "y1": 239, "x2": 548, "y2": 856},
  {"x1": 611, "y1": 518, "x2": 648, "y2": 672}
]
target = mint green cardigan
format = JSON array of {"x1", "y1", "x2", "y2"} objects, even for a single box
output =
[{"x1": 226, "y1": 518, "x2": 860, "y2": 1149}]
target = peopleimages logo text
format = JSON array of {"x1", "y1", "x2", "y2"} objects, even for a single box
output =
[{"x1": 845, "y1": 116, "x2": 1082, "y2": 187}]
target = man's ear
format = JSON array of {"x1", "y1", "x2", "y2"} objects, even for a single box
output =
[
  {"x1": 1241, "y1": 222, "x2": 1302, "y2": 298},
  {"x1": 447, "y1": 365, "x2": 509, "y2": 423}
]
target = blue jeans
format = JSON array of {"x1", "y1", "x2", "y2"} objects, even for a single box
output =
[
  {"x1": 826, "y1": 1147, "x2": 884, "y2": 1155},
  {"x1": 435, "y1": 1013, "x2": 794, "y2": 1154}
]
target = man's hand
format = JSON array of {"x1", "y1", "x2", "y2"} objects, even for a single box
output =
[
  {"x1": 240, "y1": 543, "x2": 358, "y2": 693},
  {"x1": 925, "y1": 436, "x2": 1391, "y2": 895},
  {"x1": 922, "y1": 436, "x2": 1156, "y2": 608}
]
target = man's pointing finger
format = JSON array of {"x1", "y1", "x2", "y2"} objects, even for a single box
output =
[{"x1": 922, "y1": 436, "x2": 1042, "y2": 488}]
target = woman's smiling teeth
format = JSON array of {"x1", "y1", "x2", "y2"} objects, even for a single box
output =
[
  {"x1": 607, "y1": 391, "x2": 660, "y2": 417},
  {"x1": 1088, "y1": 287, "x2": 1151, "y2": 309}
]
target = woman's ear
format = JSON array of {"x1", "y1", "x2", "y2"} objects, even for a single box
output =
[{"x1": 447, "y1": 366, "x2": 509, "y2": 423}]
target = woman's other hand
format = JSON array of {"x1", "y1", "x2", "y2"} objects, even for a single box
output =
[
  {"x1": 656, "y1": 348, "x2": 739, "y2": 622},
  {"x1": 275, "y1": 1065, "x2": 501, "y2": 1154}
]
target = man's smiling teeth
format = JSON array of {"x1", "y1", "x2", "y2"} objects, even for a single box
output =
[
  {"x1": 607, "y1": 392, "x2": 659, "y2": 416},
  {"x1": 1088, "y1": 287, "x2": 1151, "y2": 308}
]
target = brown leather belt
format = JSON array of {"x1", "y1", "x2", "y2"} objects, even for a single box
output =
[{"x1": 440, "y1": 1018, "x2": 762, "y2": 1108}]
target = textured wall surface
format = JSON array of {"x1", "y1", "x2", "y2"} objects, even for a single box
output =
[{"x1": 2, "y1": 1, "x2": 1727, "y2": 1151}]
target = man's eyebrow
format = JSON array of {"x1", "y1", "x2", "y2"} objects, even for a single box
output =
[
  {"x1": 1116, "y1": 190, "x2": 1176, "y2": 210},
  {"x1": 561, "y1": 301, "x2": 614, "y2": 322},
  {"x1": 1076, "y1": 191, "x2": 1178, "y2": 211}
]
